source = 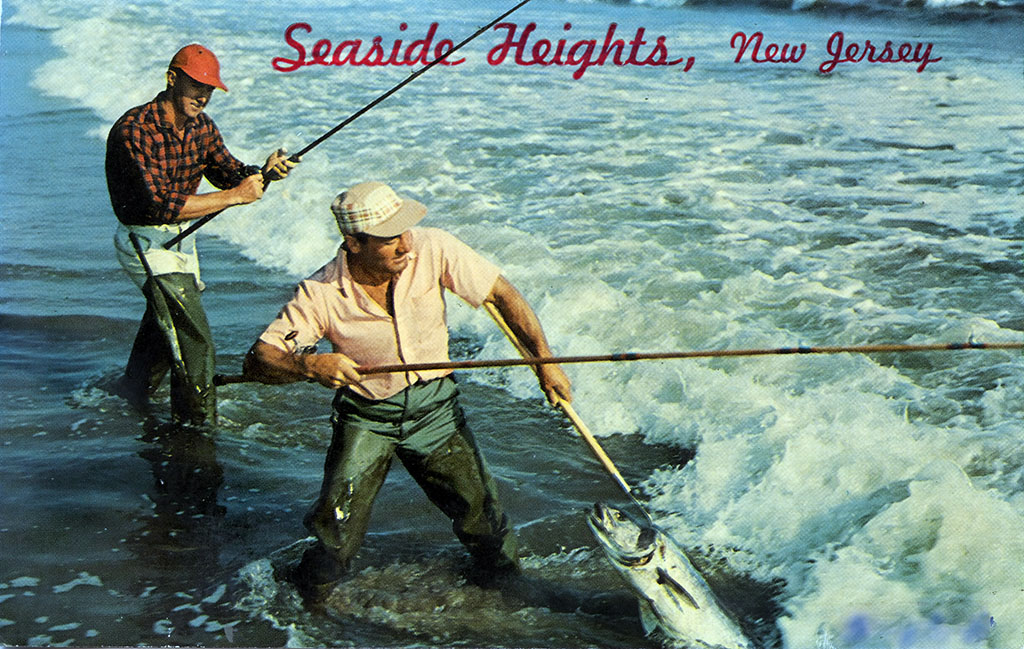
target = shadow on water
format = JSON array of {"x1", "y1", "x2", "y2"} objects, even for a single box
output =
[
  {"x1": 131, "y1": 420, "x2": 227, "y2": 565},
  {"x1": 256, "y1": 539, "x2": 655, "y2": 648},
  {"x1": 117, "y1": 419, "x2": 238, "y2": 641}
]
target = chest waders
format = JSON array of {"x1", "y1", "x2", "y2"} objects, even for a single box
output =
[
  {"x1": 293, "y1": 376, "x2": 518, "y2": 589},
  {"x1": 126, "y1": 232, "x2": 216, "y2": 425}
]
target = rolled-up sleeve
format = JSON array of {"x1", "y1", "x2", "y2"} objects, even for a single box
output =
[
  {"x1": 200, "y1": 120, "x2": 248, "y2": 190},
  {"x1": 434, "y1": 229, "x2": 501, "y2": 307},
  {"x1": 259, "y1": 281, "x2": 329, "y2": 353}
]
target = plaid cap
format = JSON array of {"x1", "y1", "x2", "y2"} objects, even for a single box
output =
[{"x1": 331, "y1": 181, "x2": 427, "y2": 238}]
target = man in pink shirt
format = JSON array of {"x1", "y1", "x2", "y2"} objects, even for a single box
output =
[{"x1": 243, "y1": 181, "x2": 571, "y2": 603}]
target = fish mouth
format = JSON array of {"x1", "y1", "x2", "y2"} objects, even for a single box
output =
[
  {"x1": 614, "y1": 547, "x2": 656, "y2": 567},
  {"x1": 587, "y1": 503, "x2": 657, "y2": 567}
]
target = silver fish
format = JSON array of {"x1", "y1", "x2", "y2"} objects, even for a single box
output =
[{"x1": 587, "y1": 503, "x2": 751, "y2": 649}]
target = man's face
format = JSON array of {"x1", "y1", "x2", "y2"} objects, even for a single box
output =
[
  {"x1": 348, "y1": 231, "x2": 413, "y2": 279},
  {"x1": 167, "y1": 69, "x2": 214, "y2": 120}
]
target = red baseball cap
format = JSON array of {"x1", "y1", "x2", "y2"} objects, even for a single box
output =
[{"x1": 169, "y1": 44, "x2": 228, "y2": 92}]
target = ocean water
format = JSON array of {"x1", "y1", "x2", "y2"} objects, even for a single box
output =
[{"x1": 1, "y1": 0, "x2": 1022, "y2": 647}]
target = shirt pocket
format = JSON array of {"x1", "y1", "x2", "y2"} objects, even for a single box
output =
[{"x1": 406, "y1": 284, "x2": 447, "y2": 346}]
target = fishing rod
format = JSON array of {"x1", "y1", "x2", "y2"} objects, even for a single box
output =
[
  {"x1": 213, "y1": 339, "x2": 1023, "y2": 385},
  {"x1": 163, "y1": 0, "x2": 534, "y2": 250}
]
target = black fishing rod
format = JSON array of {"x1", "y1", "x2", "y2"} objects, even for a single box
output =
[
  {"x1": 213, "y1": 339, "x2": 1024, "y2": 385},
  {"x1": 164, "y1": 0, "x2": 534, "y2": 250}
]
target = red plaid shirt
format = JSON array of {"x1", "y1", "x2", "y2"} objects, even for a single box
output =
[{"x1": 105, "y1": 91, "x2": 249, "y2": 225}]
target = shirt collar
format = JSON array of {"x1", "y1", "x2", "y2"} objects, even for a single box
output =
[{"x1": 332, "y1": 245, "x2": 349, "y2": 298}]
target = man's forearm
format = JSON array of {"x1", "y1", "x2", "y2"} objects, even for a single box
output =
[
  {"x1": 485, "y1": 276, "x2": 554, "y2": 358},
  {"x1": 244, "y1": 341, "x2": 362, "y2": 389},
  {"x1": 174, "y1": 171, "x2": 266, "y2": 222},
  {"x1": 174, "y1": 187, "x2": 248, "y2": 221},
  {"x1": 484, "y1": 275, "x2": 572, "y2": 404},
  {"x1": 243, "y1": 341, "x2": 308, "y2": 384}
]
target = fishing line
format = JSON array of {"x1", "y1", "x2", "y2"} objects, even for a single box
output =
[{"x1": 164, "y1": 0, "x2": 535, "y2": 250}]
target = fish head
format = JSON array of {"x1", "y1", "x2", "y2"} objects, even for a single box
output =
[
  {"x1": 587, "y1": 503, "x2": 660, "y2": 569},
  {"x1": 587, "y1": 504, "x2": 752, "y2": 649}
]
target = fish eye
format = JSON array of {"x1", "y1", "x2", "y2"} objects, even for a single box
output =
[
  {"x1": 614, "y1": 511, "x2": 628, "y2": 521},
  {"x1": 637, "y1": 528, "x2": 656, "y2": 547}
]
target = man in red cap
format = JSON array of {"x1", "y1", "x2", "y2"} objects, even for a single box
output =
[{"x1": 106, "y1": 43, "x2": 298, "y2": 425}]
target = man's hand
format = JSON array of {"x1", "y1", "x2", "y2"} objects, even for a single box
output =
[
  {"x1": 263, "y1": 148, "x2": 299, "y2": 182},
  {"x1": 231, "y1": 171, "x2": 265, "y2": 204},
  {"x1": 301, "y1": 352, "x2": 362, "y2": 389},
  {"x1": 539, "y1": 364, "x2": 572, "y2": 406}
]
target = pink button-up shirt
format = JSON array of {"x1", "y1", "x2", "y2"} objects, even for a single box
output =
[{"x1": 259, "y1": 227, "x2": 501, "y2": 400}]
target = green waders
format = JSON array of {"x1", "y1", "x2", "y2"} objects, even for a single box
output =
[
  {"x1": 295, "y1": 376, "x2": 519, "y2": 587},
  {"x1": 122, "y1": 272, "x2": 216, "y2": 426}
]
